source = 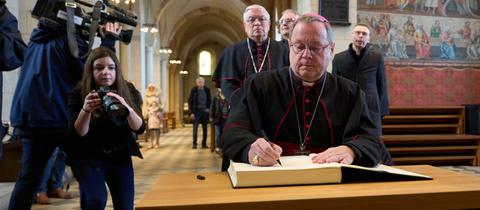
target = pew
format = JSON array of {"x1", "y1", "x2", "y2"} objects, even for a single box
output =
[
  {"x1": 163, "y1": 111, "x2": 176, "y2": 131},
  {"x1": 168, "y1": 112, "x2": 176, "y2": 129},
  {"x1": 382, "y1": 106, "x2": 480, "y2": 166}
]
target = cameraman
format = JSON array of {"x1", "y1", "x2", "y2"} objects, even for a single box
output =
[
  {"x1": 8, "y1": 8, "x2": 121, "y2": 210},
  {"x1": 0, "y1": 0, "x2": 27, "y2": 159},
  {"x1": 68, "y1": 47, "x2": 144, "y2": 210}
]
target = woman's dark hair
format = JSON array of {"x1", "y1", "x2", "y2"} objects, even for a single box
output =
[{"x1": 80, "y1": 47, "x2": 140, "y2": 115}]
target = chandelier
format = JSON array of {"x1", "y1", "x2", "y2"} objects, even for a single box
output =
[
  {"x1": 169, "y1": 59, "x2": 181, "y2": 64},
  {"x1": 159, "y1": 48, "x2": 172, "y2": 54},
  {"x1": 141, "y1": 23, "x2": 158, "y2": 33},
  {"x1": 113, "y1": 0, "x2": 136, "y2": 4}
]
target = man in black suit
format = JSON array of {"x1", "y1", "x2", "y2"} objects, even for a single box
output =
[
  {"x1": 332, "y1": 23, "x2": 389, "y2": 136},
  {"x1": 188, "y1": 77, "x2": 211, "y2": 149}
]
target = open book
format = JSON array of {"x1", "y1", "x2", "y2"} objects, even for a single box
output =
[{"x1": 228, "y1": 155, "x2": 432, "y2": 188}]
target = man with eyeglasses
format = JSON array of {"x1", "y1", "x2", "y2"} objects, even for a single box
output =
[
  {"x1": 331, "y1": 24, "x2": 390, "y2": 139},
  {"x1": 213, "y1": 4, "x2": 289, "y2": 106},
  {"x1": 213, "y1": 4, "x2": 289, "y2": 171},
  {"x1": 221, "y1": 14, "x2": 389, "y2": 167},
  {"x1": 278, "y1": 9, "x2": 299, "y2": 44}
]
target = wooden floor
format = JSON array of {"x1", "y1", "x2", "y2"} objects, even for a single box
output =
[{"x1": 1, "y1": 126, "x2": 480, "y2": 210}]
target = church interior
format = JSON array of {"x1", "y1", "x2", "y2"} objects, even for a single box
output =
[{"x1": 1, "y1": 0, "x2": 480, "y2": 209}]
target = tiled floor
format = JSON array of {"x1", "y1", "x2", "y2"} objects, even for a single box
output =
[
  {"x1": 1, "y1": 126, "x2": 480, "y2": 210},
  {"x1": 1, "y1": 126, "x2": 222, "y2": 210}
]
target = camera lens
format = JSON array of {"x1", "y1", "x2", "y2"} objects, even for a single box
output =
[
  {"x1": 98, "y1": 87, "x2": 129, "y2": 125},
  {"x1": 105, "y1": 100, "x2": 129, "y2": 125}
]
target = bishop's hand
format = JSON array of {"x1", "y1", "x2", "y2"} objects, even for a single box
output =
[
  {"x1": 248, "y1": 138, "x2": 282, "y2": 166},
  {"x1": 309, "y1": 145, "x2": 355, "y2": 164}
]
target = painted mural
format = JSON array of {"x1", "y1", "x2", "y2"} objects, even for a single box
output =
[{"x1": 357, "y1": 0, "x2": 480, "y2": 62}]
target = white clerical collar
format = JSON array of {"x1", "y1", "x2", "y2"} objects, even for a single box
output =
[{"x1": 302, "y1": 81, "x2": 314, "y2": 87}]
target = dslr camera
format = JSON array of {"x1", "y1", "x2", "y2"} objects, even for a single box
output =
[
  {"x1": 97, "y1": 86, "x2": 129, "y2": 126},
  {"x1": 31, "y1": 0, "x2": 137, "y2": 44}
]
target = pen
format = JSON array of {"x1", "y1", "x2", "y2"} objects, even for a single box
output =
[{"x1": 259, "y1": 129, "x2": 282, "y2": 166}]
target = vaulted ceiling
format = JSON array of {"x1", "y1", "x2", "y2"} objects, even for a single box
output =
[
  {"x1": 149, "y1": 0, "x2": 290, "y2": 64},
  {"x1": 134, "y1": 0, "x2": 294, "y2": 114}
]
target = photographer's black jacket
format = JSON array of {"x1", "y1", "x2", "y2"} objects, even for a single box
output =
[{"x1": 67, "y1": 84, "x2": 145, "y2": 163}]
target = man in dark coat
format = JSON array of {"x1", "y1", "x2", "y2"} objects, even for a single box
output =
[
  {"x1": 332, "y1": 23, "x2": 390, "y2": 135},
  {"x1": 222, "y1": 15, "x2": 390, "y2": 167},
  {"x1": 188, "y1": 77, "x2": 211, "y2": 149},
  {"x1": 8, "y1": 16, "x2": 119, "y2": 209},
  {"x1": 0, "y1": 2, "x2": 27, "y2": 159},
  {"x1": 212, "y1": 4, "x2": 289, "y2": 106}
]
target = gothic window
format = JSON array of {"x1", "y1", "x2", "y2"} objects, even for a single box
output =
[{"x1": 198, "y1": 50, "x2": 212, "y2": 76}]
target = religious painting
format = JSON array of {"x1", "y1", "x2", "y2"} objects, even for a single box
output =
[{"x1": 357, "y1": 0, "x2": 480, "y2": 62}]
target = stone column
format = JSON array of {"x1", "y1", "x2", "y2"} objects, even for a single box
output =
[
  {"x1": 146, "y1": 46, "x2": 154, "y2": 84},
  {"x1": 159, "y1": 58, "x2": 169, "y2": 112},
  {"x1": 120, "y1": 43, "x2": 132, "y2": 80}
]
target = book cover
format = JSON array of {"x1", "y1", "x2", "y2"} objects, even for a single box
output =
[{"x1": 228, "y1": 155, "x2": 432, "y2": 188}]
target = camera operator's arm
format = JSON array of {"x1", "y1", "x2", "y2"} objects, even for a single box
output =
[
  {"x1": 0, "y1": 4, "x2": 27, "y2": 70},
  {"x1": 74, "y1": 91, "x2": 101, "y2": 137},
  {"x1": 106, "y1": 92, "x2": 143, "y2": 131},
  {"x1": 99, "y1": 22, "x2": 122, "y2": 52}
]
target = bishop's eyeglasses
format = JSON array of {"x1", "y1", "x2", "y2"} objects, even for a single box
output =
[{"x1": 289, "y1": 42, "x2": 331, "y2": 55}]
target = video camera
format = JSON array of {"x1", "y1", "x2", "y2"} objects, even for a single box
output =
[
  {"x1": 97, "y1": 86, "x2": 129, "y2": 126},
  {"x1": 31, "y1": 0, "x2": 137, "y2": 44}
]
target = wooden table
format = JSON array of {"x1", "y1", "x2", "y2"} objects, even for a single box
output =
[{"x1": 136, "y1": 165, "x2": 480, "y2": 210}]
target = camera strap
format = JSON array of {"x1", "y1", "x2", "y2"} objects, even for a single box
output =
[
  {"x1": 65, "y1": 0, "x2": 79, "y2": 58},
  {"x1": 65, "y1": 0, "x2": 103, "y2": 59}
]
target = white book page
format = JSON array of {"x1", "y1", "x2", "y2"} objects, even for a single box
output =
[
  {"x1": 233, "y1": 156, "x2": 431, "y2": 178},
  {"x1": 374, "y1": 164, "x2": 432, "y2": 178},
  {"x1": 232, "y1": 156, "x2": 341, "y2": 171}
]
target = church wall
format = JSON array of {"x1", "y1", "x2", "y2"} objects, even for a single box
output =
[
  {"x1": 325, "y1": 0, "x2": 480, "y2": 106},
  {"x1": 361, "y1": 1, "x2": 479, "y2": 106}
]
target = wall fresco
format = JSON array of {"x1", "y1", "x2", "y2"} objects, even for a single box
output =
[{"x1": 357, "y1": 0, "x2": 480, "y2": 62}]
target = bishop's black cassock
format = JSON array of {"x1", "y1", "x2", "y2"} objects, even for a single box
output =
[
  {"x1": 213, "y1": 38, "x2": 289, "y2": 105},
  {"x1": 222, "y1": 67, "x2": 389, "y2": 167}
]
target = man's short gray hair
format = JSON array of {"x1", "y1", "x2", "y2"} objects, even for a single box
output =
[{"x1": 243, "y1": 4, "x2": 270, "y2": 21}]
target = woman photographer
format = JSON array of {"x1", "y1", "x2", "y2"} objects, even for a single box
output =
[{"x1": 67, "y1": 47, "x2": 144, "y2": 210}]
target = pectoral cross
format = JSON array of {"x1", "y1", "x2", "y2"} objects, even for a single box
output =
[{"x1": 294, "y1": 145, "x2": 310, "y2": 156}]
